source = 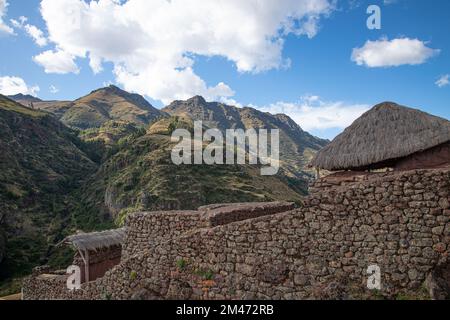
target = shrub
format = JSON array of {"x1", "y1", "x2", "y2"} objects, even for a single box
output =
[
  {"x1": 176, "y1": 259, "x2": 187, "y2": 270},
  {"x1": 194, "y1": 269, "x2": 214, "y2": 280}
]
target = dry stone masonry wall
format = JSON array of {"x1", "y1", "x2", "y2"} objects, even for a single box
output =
[
  {"x1": 123, "y1": 202, "x2": 295, "y2": 259},
  {"x1": 23, "y1": 168, "x2": 450, "y2": 300}
]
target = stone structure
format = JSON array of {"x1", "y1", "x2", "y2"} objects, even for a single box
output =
[
  {"x1": 394, "y1": 142, "x2": 450, "y2": 171},
  {"x1": 73, "y1": 246, "x2": 122, "y2": 283},
  {"x1": 60, "y1": 228, "x2": 125, "y2": 283},
  {"x1": 23, "y1": 168, "x2": 450, "y2": 300},
  {"x1": 309, "y1": 102, "x2": 450, "y2": 172}
]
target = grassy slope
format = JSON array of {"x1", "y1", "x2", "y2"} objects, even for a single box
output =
[
  {"x1": 0, "y1": 95, "x2": 110, "y2": 284},
  {"x1": 79, "y1": 126, "x2": 304, "y2": 225},
  {"x1": 163, "y1": 97, "x2": 329, "y2": 194}
]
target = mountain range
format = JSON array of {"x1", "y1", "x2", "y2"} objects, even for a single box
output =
[
  {"x1": 0, "y1": 86, "x2": 327, "y2": 292},
  {"x1": 14, "y1": 85, "x2": 166, "y2": 130},
  {"x1": 163, "y1": 95, "x2": 328, "y2": 187}
]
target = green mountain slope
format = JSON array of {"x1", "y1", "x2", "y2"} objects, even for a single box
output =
[
  {"x1": 163, "y1": 96, "x2": 329, "y2": 193},
  {"x1": 78, "y1": 126, "x2": 304, "y2": 225},
  {"x1": 80, "y1": 120, "x2": 146, "y2": 148},
  {"x1": 0, "y1": 95, "x2": 106, "y2": 280}
]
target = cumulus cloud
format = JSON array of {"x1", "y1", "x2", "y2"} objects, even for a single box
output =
[
  {"x1": 352, "y1": 37, "x2": 439, "y2": 68},
  {"x1": 0, "y1": 76, "x2": 40, "y2": 96},
  {"x1": 219, "y1": 97, "x2": 244, "y2": 109},
  {"x1": 25, "y1": 24, "x2": 48, "y2": 46},
  {"x1": 10, "y1": 16, "x2": 48, "y2": 46},
  {"x1": 38, "y1": 0, "x2": 334, "y2": 104},
  {"x1": 436, "y1": 74, "x2": 449, "y2": 88},
  {"x1": 49, "y1": 84, "x2": 59, "y2": 93},
  {"x1": 33, "y1": 49, "x2": 79, "y2": 74},
  {"x1": 256, "y1": 95, "x2": 370, "y2": 131},
  {"x1": 0, "y1": 0, "x2": 13, "y2": 35},
  {"x1": 10, "y1": 16, "x2": 25, "y2": 28}
]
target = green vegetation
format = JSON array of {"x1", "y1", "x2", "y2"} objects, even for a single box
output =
[
  {"x1": 80, "y1": 120, "x2": 146, "y2": 147},
  {"x1": 0, "y1": 277, "x2": 23, "y2": 297},
  {"x1": 176, "y1": 259, "x2": 188, "y2": 271},
  {"x1": 394, "y1": 285, "x2": 431, "y2": 300},
  {"x1": 0, "y1": 95, "x2": 109, "y2": 287},
  {"x1": 195, "y1": 269, "x2": 215, "y2": 281},
  {"x1": 78, "y1": 131, "x2": 303, "y2": 218},
  {"x1": 0, "y1": 95, "x2": 46, "y2": 117},
  {"x1": 148, "y1": 116, "x2": 193, "y2": 135},
  {"x1": 163, "y1": 96, "x2": 329, "y2": 195},
  {"x1": 102, "y1": 291, "x2": 112, "y2": 300}
]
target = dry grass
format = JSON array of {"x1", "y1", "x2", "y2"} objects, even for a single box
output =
[
  {"x1": 63, "y1": 228, "x2": 125, "y2": 251},
  {"x1": 310, "y1": 102, "x2": 450, "y2": 170},
  {"x1": 0, "y1": 293, "x2": 22, "y2": 300}
]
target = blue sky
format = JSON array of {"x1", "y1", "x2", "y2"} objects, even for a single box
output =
[{"x1": 0, "y1": 0, "x2": 449, "y2": 139}]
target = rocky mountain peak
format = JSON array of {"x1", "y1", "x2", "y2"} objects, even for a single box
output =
[
  {"x1": 187, "y1": 95, "x2": 207, "y2": 106},
  {"x1": 7, "y1": 93, "x2": 42, "y2": 105}
]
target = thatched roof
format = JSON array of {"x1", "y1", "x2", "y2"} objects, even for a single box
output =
[
  {"x1": 64, "y1": 228, "x2": 125, "y2": 252},
  {"x1": 310, "y1": 102, "x2": 450, "y2": 171}
]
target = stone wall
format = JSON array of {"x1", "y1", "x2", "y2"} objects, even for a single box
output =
[
  {"x1": 122, "y1": 202, "x2": 295, "y2": 259},
  {"x1": 23, "y1": 168, "x2": 450, "y2": 300},
  {"x1": 122, "y1": 211, "x2": 202, "y2": 259},
  {"x1": 200, "y1": 202, "x2": 295, "y2": 227}
]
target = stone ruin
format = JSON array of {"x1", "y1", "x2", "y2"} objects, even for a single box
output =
[{"x1": 23, "y1": 168, "x2": 449, "y2": 300}]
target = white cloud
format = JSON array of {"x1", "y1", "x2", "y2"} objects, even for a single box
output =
[
  {"x1": 11, "y1": 16, "x2": 48, "y2": 46},
  {"x1": 102, "y1": 80, "x2": 114, "y2": 87},
  {"x1": 33, "y1": 49, "x2": 79, "y2": 74},
  {"x1": 352, "y1": 37, "x2": 439, "y2": 68},
  {"x1": 49, "y1": 84, "x2": 59, "y2": 93},
  {"x1": 436, "y1": 74, "x2": 449, "y2": 88},
  {"x1": 39, "y1": 0, "x2": 334, "y2": 104},
  {"x1": 256, "y1": 95, "x2": 370, "y2": 131},
  {"x1": 0, "y1": 0, "x2": 13, "y2": 35},
  {"x1": 219, "y1": 97, "x2": 244, "y2": 109},
  {"x1": 0, "y1": 76, "x2": 40, "y2": 96},
  {"x1": 24, "y1": 24, "x2": 48, "y2": 46}
]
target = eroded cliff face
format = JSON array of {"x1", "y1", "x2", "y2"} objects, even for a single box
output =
[{"x1": 23, "y1": 168, "x2": 450, "y2": 300}]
